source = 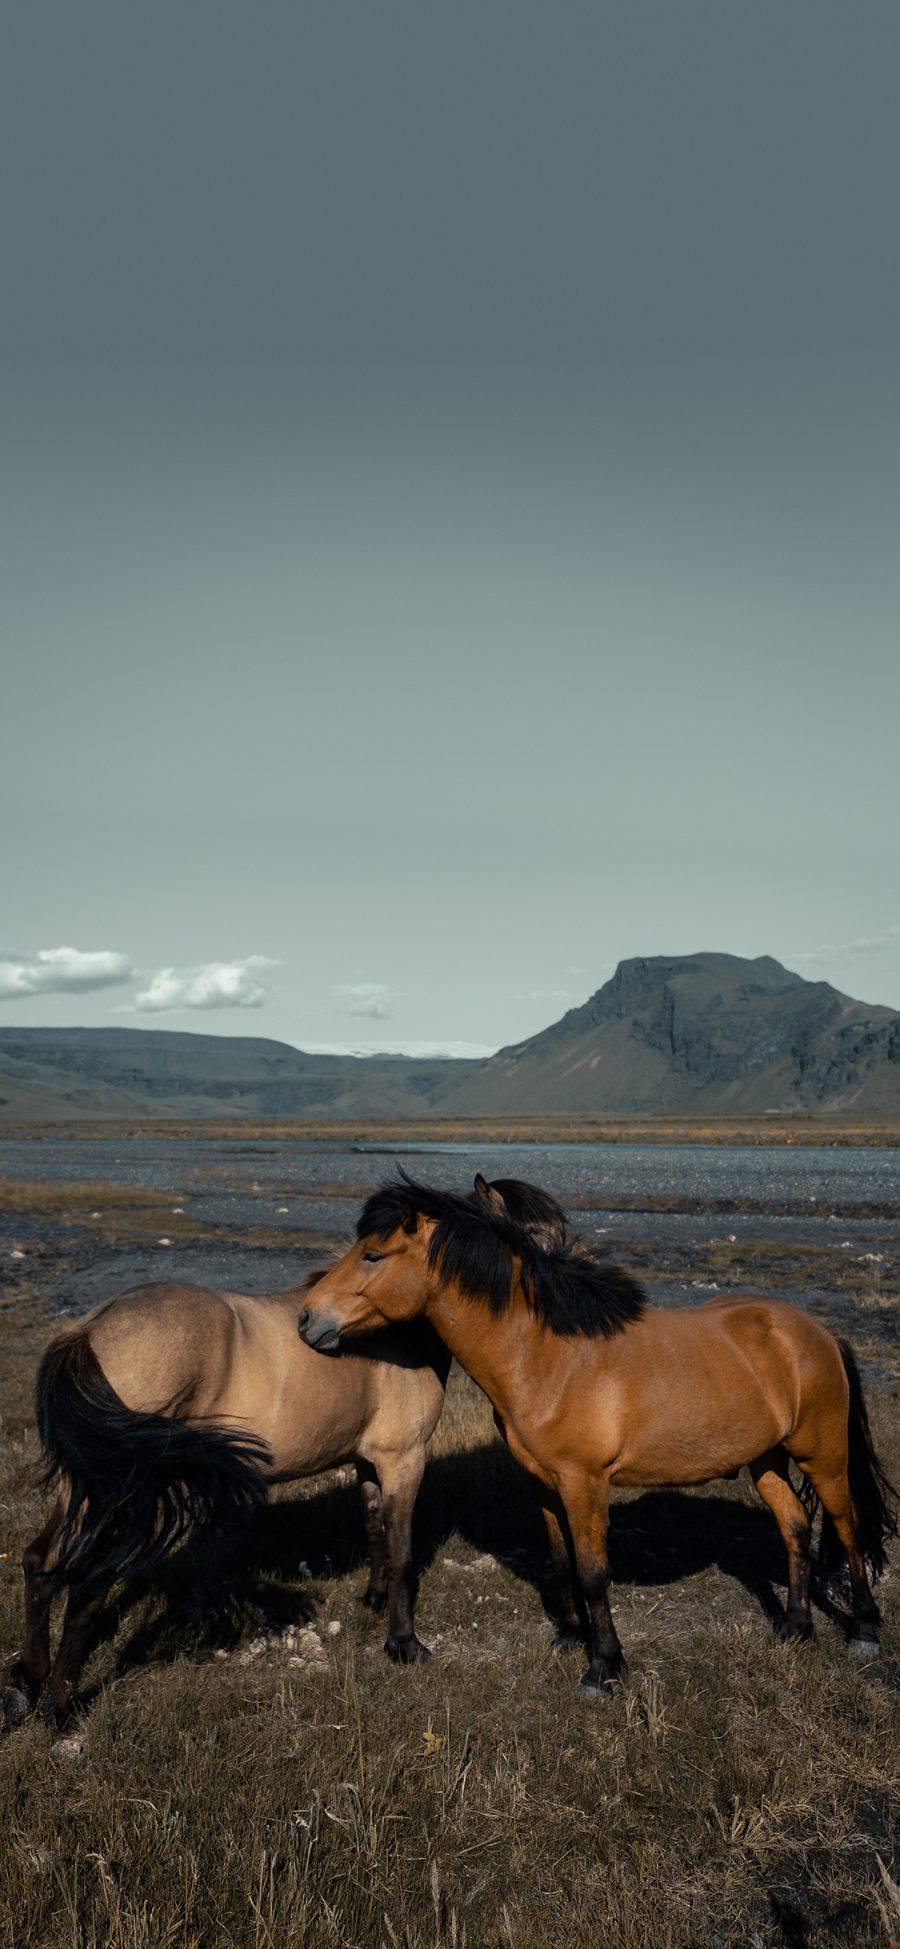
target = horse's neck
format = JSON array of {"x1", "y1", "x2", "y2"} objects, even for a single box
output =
[{"x1": 424, "y1": 1278, "x2": 555, "y2": 1419}]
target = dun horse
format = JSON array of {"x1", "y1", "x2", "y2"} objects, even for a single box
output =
[
  {"x1": 1, "y1": 1271, "x2": 450, "y2": 1729},
  {"x1": 298, "y1": 1174, "x2": 898, "y2": 1695}
]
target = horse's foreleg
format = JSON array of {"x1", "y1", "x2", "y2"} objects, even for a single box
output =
[
  {"x1": 539, "y1": 1498, "x2": 584, "y2": 1651},
  {"x1": 559, "y1": 1473, "x2": 624, "y2": 1695},
  {"x1": 749, "y1": 1448, "x2": 813, "y2": 1641},
  {"x1": 0, "y1": 1498, "x2": 64, "y2": 1726},
  {"x1": 356, "y1": 1460, "x2": 389, "y2": 1612},
  {"x1": 370, "y1": 1447, "x2": 430, "y2": 1665}
]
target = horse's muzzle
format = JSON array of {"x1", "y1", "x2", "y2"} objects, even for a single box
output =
[{"x1": 297, "y1": 1307, "x2": 342, "y2": 1353}]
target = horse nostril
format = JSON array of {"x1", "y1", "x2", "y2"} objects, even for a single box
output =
[{"x1": 297, "y1": 1308, "x2": 310, "y2": 1334}]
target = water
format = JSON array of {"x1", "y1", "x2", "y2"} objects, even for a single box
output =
[{"x1": 2, "y1": 1133, "x2": 897, "y2": 1269}]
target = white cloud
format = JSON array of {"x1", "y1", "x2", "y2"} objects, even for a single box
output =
[
  {"x1": 135, "y1": 956, "x2": 279, "y2": 1012},
  {"x1": 0, "y1": 946, "x2": 134, "y2": 1000},
  {"x1": 786, "y1": 927, "x2": 900, "y2": 968},
  {"x1": 330, "y1": 982, "x2": 395, "y2": 1021}
]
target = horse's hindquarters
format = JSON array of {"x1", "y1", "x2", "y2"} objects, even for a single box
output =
[{"x1": 587, "y1": 1298, "x2": 845, "y2": 1488}]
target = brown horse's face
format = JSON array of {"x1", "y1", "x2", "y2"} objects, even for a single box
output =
[{"x1": 297, "y1": 1222, "x2": 432, "y2": 1351}]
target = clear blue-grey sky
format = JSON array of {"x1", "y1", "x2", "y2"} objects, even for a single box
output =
[{"x1": 3, "y1": 3, "x2": 899, "y2": 1052}]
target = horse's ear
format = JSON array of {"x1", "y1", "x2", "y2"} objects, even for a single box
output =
[
  {"x1": 474, "y1": 1174, "x2": 507, "y2": 1219},
  {"x1": 485, "y1": 1177, "x2": 568, "y2": 1250}
]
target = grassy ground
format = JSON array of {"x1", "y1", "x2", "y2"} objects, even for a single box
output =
[
  {"x1": 0, "y1": 1181, "x2": 338, "y2": 1259},
  {"x1": 0, "y1": 1175, "x2": 898, "y2": 1947}
]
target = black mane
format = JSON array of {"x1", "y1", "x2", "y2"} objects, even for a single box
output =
[{"x1": 356, "y1": 1173, "x2": 646, "y2": 1340}]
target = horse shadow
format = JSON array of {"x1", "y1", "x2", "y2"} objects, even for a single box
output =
[
  {"x1": 99, "y1": 1436, "x2": 853, "y2": 1689},
  {"x1": 414, "y1": 1440, "x2": 851, "y2": 1637}
]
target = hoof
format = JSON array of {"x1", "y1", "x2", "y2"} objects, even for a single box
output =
[
  {"x1": 577, "y1": 1651, "x2": 625, "y2": 1697},
  {"x1": 40, "y1": 1696, "x2": 77, "y2": 1733},
  {"x1": 361, "y1": 1586, "x2": 388, "y2": 1613},
  {"x1": 385, "y1": 1635, "x2": 432, "y2": 1665},
  {"x1": 848, "y1": 1632, "x2": 880, "y2": 1662},
  {"x1": 577, "y1": 1674, "x2": 613, "y2": 1701},
  {"x1": 0, "y1": 1686, "x2": 32, "y2": 1732}
]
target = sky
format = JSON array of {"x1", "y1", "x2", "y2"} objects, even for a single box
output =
[{"x1": 3, "y1": 2, "x2": 899, "y2": 1055}]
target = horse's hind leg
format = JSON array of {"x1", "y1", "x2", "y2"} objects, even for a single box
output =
[
  {"x1": 44, "y1": 1582, "x2": 108, "y2": 1728},
  {"x1": 794, "y1": 1460, "x2": 881, "y2": 1657},
  {"x1": 356, "y1": 1460, "x2": 389, "y2": 1613},
  {"x1": 1, "y1": 1497, "x2": 64, "y2": 1725},
  {"x1": 749, "y1": 1448, "x2": 813, "y2": 1641},
  {"x1": 368, "y1": 1446, "x2": 430, "y2": 1664}
]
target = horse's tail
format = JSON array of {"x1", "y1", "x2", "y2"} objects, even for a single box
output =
[
  {"x1": 36, "y1": 1329, "x2": 271, "y2": 1606},
  {"x1": 836, "y1": 1339, "x2": 899, "y2": 1581}
]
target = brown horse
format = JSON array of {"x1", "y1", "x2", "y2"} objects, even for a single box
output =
[
  {"x1": 0, "y1": 1271, "x2": 450, "y2": 1730},
  {"x1": 297, "y1": 1173, "x2": 898, "y2": 1695}
]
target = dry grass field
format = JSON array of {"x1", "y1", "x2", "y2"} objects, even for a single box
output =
[{"x1": 0, "y1": 1147, "x2": 898, "y2": 1949}]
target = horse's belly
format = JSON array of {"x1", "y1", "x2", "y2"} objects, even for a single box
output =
[
  {"x1": 240, "y1": 1363, "x2": 375, "y2": 1478},
  {"x1": 615, "y1": 1443, "x2": 762, "y2": 1489},
  {"x1": 611, "y1": 1375, "x2": 787, "y2": 1488}
]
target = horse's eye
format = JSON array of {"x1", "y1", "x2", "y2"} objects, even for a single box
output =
[{"x1": 362, "y1": 1250, "x2": 385, "y2": 1264}]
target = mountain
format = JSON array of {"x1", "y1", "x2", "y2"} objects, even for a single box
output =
[
  {"x1": 0, "y1": 1026, "x2": 480, "y2": 1120},
  {"x1": 434, "y1": 953, "x2": 900, "y2": 1114},
  {"x1": 1, "y1": 955, "x2": 898, "y2": 1119}
]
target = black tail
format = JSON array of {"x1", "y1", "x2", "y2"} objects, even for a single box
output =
[
  {"x1": 836, "y1": 1339, "x2": 898, "y2": 1581},
  {"x1": 37, "y1": 1331, "x2": 271, "y2": 1606}
]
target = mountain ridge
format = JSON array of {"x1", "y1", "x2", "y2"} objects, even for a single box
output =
[
  {"x1": 2, "y1": 953, "x2": 898, "y2": 1117},
  {"x1": 434, "y1": 952, "x2": 899, "y2": 1114}
]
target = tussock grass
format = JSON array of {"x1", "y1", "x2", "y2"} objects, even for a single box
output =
[
  {"x1": 687, "y1": 1232, "x2": 899, "y2": 1288},
  {"x1": 2, "y1": 1633, "x2": 897, "y2": 1949},
  {"x1": 0, "y1": 1182, "x2": 167, "y2": 1214},
  {"x1": 0, "y1": 1180, "x2": 337, "y2": 1254}
]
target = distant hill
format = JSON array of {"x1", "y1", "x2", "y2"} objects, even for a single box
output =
[
  {"x1": 2, "y1": 955, "x2": 899, "y2": 1119},
  {"x1": 435, "y1": 954, "x2": 900, "y2": 1114},
  {"x1": 0, "y1": 1026, "x2": 480, "y2": 1120}
]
